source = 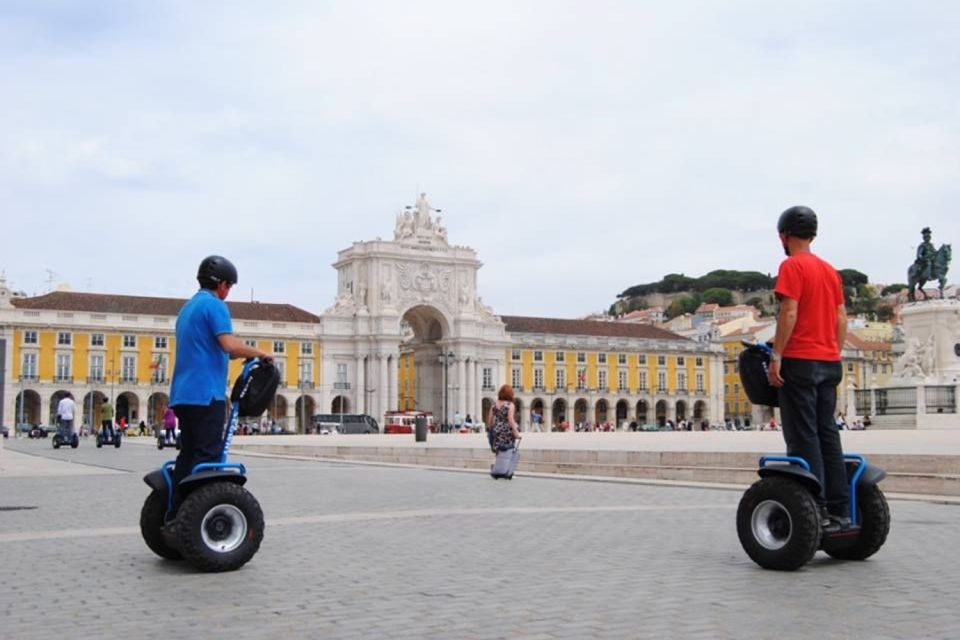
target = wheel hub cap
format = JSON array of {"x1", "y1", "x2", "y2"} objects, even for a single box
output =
[
  {"x1": 752, "y1": 500, "x2": 792, "y2": 550},
  {"x1": 200, "y1": 504, "x2": 247, "y2": 553}
]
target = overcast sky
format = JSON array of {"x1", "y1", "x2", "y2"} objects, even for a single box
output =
[{"x1": 2, "y1": 1, "x2": 958, "y2": 318}]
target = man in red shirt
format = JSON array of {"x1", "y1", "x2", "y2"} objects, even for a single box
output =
[{"x1": 767, "y1": 206, "x2": 850, "y2": 530}]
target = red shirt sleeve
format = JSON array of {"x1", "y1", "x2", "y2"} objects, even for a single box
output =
[{"x1": 775, "y1": 258, "x2": 802, "y2": 300}]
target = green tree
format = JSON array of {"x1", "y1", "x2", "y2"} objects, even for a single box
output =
[
  {"x1": 701, "y1": 287, "x2": 734, "y2": 306},
  {"x1": 881, "y1": 283, "x2": 907, "y2": 296},
  {"x1": 838, "y1": 269, "x2": 869, "y2": 287}
]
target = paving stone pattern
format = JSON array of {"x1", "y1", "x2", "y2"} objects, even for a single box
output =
[{"x1": 1, "y1": 438, "x2": 958, "y2": 639}]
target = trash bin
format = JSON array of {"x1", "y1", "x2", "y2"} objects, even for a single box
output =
[{"x1": 415, "y1": 415, "x2": 427, "y2": 442}]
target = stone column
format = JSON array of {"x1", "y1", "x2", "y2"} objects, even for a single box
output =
[
  {"x1": 355, "y1": 355, "x2": 365, "y2": 415},
  {"x1": 474, "y1": 360, "x2": 482, "y2": 422},
  {"x1": 465, "y1": 358, "x2": 475, "y2": 422},
  {"x1": 457, "y1": 357, "x2": 467, "y2": 420},
  {"x1": 378, "y1": 353, "x2": 388, "y2": 422},
  {"x1": 389, "y1": 354, "x2": 399, "y2": 415}
]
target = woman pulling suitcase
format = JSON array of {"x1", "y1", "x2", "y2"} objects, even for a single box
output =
[{"x1": 488, "y1": 384, "x2": 522, "y2": 480}]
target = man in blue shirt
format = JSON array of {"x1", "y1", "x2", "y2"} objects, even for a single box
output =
[{"x1": 169, "y1": 256, "x2": 271, "y2": 512}]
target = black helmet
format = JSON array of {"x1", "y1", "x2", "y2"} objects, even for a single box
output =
[
  {"x1": 197, "y1": 255, "x2": 238, "y2": 287},
  {"x1": 777, "y1": 206, "x2": 818, "y2": 238}
]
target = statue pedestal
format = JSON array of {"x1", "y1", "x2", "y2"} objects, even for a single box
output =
[
  {"x1": 868, "y1": 300, "x2": 960, "y2": 430},
  {"x1": 897, "y1": 300, "x2": 960, "y2": 385}
]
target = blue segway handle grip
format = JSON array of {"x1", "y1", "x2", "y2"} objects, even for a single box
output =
[{"x1": 192, "y1": 462, "x2": 246, "y2": 475}]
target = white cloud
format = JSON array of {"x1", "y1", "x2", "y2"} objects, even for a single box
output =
[{"x1": 1, "y1": 1, "x2": 957, "y2": 314}]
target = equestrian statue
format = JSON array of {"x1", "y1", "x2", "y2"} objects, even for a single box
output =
[{"x1": 908, "y1": 227, "x2": 952, "y2": 301}]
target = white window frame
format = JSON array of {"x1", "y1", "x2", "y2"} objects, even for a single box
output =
[
  {"x1": 511, "y1": 367, "x2": 522, "y2": 389},
  {"x1": 576, "y1": 367, "x2": 587, "y2": 390},
  {"x1": 618, "y1": 370, "x2": 628, "y2": 391},
  {"x1": 511, "y1": 349, "x2": 521, "y2": 361},
  {"x1": 154, "y1": 336, "x2": 168, "y2": 350},
  {"x1": 598, "y1": 369, "x2": 607, "y2": 390},
  {"x1": 244, "y1": 339, "x2": 257, "y2": 348},
  {"x1": 121, "y1": 355, "x2": 137, "y2": 382},
  {"x1": 556, "y1": 351, "x2": 565, "y2": 363},
  {"x1": 618, "y1": 354, "x2": 626, "y2": 365},
  {"x1": 533, "y1": 350, "x2": 543, "y2": 362},
  {"x1": 534, "y1": 368, "x2": 544, "y2": 389},
  {"x1": 22, "y1": 352, "x2": 38, "y2": 378},
  {"x1": 638, "y1": 354, "x2": 646, "y2": 365},
  {"x1": 482, "y1": 367, "x2": 493, "y2": 389},
  {"x1": 577, "y1": 352, "x2": 586, "y2": 364},
  {"x1": 657, "y1": 355, "x2": 666, "y2": 366},
  {"x1": 122, "y1": 334, "x2": 136, "y2": 349},
  {"x1": 638, "y1": 370, "x2": 647, "y2": 391},
  {"x1": 657, "y1": 370, "x2": 667, "y2": 392},
  {"x1": 273, "y1": 341, "x2": 286, "y2": 354},
  {"x1": 58, "y1": 332, "x2": 72, "y2": 346},
  {"x1": 695, "y1": 356, "x2": 704, "y2": 367},
  {"x1": 56, "y1": 353, "x2": 72, "y2": 381},
  {"x1": 90, "y1": 333, "x2": 104, "y2": 347},
  {"x1": 24, "y1": 330, "x2": 38, "y2": 345},
  {"x1": 677, "y1": 372, "x2": 687, "y2": 391},
  {"x1": 89, "y1": 354, "x2": 104, "y2": 382},
  {"x1": 336, "y1": 363, "x2": 348, "y2": 384},
  {"x1": 696, "y1": 373, "x2": 705, "y2": 392},
  {"x1": 555, "y1": 368, "x2": 566, "y2": 390},
  {"x1": 301, "y1": 342, "x2": 313, "y2": 356},
  {"x1": 677, "y1": 356, "x2": 685, "y2": 366}
]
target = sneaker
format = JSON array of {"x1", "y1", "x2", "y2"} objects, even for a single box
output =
[{"x1": 822, "y1": 515, "x2": 853, "y2": 533}]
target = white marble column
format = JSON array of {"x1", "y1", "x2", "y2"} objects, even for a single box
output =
[
  {"x1": 388, "y1": 354, "x2": 399, "y2": 414},
  {"x1": 378, "y1": 353, "x2": 388, "y2": 422},
  {"x1": 474, "y1": 360, "x2": 482, "y2": 422},
  {"x1": 355, "y1": 355, "x2": 365, "y2": 415},
  {"x1": 465, "y1": 359, "x2": 474, "y2": 422},
  {"x1": 457, "y1": 357, "x2": 467, "y2": 419}
]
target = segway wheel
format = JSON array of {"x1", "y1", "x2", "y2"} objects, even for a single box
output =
[
  {"x1": 175, "y1": 482, "x2": 264, "y2": 572},
  {"x1": 175, "y1": 434, "x2": 182, "y2": 451},
  {"x1": 115, "y1": 433, "x2": 122, "y2": 448},
  {"x1": 96, "y1": 434, "x2": 104, "y2": 448},
  {"x1": 71, "y1": 434, "x2": 80, "y2": 449},
  {"x1": 52, "y1": 435, "x2": 61, "y2": 449},
  {"x1": 140, "y1": 490, "x2": 182, "y2": 560},
  {"x1": 157, "y1": 438, "x2": 164, "y2": 450},
  {"x1": 822, "y1": 484, "x2": 890, "y2": 561},
  {"x1": 736, "y1": 476, "x2": 820, "y2": 571}
]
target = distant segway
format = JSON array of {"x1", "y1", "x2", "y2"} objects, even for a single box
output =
[
  {"x1": 734, "y1": 342, "x2": 891, "y2": 570},
  {"x1": 52, "y1": 423, "x2": 79, "y2": 449},
  {"x1": 157, "y1": 428, "x2": 181, "y2": 450},
  {"x1": 96, "y1": 427, "x2": 122, "y2": 449},
  {"x1": 140, "y1": 358, "x2": 278, "y2": 572}
]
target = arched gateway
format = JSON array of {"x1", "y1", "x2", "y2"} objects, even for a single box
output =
[{"x1": 319, "y1": 194, "x2": 512, "y2": 427}]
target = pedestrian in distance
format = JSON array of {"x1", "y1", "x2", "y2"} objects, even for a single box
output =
[
  {"x1": 766, "y1": 205, "x2": 851, "y2": 532},
  {"x1": 168, "y1": 255, "x2": 273, "y2": 518},
  {"x1": 487, "y1": 384, "x2": 522, "y2": 454}
]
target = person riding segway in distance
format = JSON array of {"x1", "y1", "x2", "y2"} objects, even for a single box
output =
[
  {"x1": 167, "y1": 255, "x2": 272, "y2": 519},
  {"x1": 767, "y1": 206, "x2": 850, "y2": 532}
]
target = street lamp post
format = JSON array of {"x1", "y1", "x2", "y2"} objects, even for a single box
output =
[{"x1": 299, "y1": 362, "x2": 308, "y2": 435}]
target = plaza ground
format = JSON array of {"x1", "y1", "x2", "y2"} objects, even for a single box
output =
[{"x1": 1, "y1": 436, "x2": 958, "y2": 639}]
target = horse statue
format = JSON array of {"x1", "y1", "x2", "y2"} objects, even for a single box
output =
[{"x1": 908, "y1": 244, "x2": 951, "y2": 301}]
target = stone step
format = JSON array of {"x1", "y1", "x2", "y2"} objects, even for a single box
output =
[{"x1": 234, "y1": 444, "x2": 960, "y2": 497}]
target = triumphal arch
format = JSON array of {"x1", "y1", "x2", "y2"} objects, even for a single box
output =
[{"x1": 317, "y1": 194, "x2": 512, "y2": 424}]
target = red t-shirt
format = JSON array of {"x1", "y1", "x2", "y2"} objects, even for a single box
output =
[{"x1": 775, "y1": 252, "x2": 844, "y2": 361}]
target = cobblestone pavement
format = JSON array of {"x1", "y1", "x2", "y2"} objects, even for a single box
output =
[{"x1": 1, "y1": 438, "x2": 958, "y2": 639}]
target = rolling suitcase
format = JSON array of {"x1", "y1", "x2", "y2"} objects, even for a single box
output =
[{"x1": 490, "y1": 442, "x2": 520, "y2": 480}]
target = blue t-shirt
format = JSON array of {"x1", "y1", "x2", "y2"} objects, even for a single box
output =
[{"x1": 170, "y1": 290, "x2": 233, "y2": 406}]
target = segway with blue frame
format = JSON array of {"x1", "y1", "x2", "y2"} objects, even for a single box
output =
[
  {"x1": 96, "y1": 424, "x2": 122, "y2": 449},
  {"x1": 734, "y1": 342, "x2": 891, "y2": 570},
  {"x1": 52, "y1": 421, "x2": 79, "y2": 449},
  {"x1": 140, "y1": 358, "x2": 279, "y2": 572}
]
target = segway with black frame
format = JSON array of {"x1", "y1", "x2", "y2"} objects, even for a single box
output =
[
  {"x1": 52, "y1": 422, "x2": 79, "y2": 449},
  {"x1": 734, "y1": 342, "x2": 891, "y2": 571},
  {"x1": 140, "y1": 358, "x2": 279, "y2": 572},
  {"x1": 96, "y1": 425, "x2": 122, "y2": 449}
]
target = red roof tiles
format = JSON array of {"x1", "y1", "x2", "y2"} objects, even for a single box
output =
[{"x1": 501, "y1": 315, "x2": 686, "y2": 341}]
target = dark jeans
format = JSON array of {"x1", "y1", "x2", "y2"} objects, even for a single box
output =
[
  {"x1": 101, "y1": 419, "x2": 114, "y2": 438},
  {"x1": 777, "y1": 359, "x2": 849, "y2": 515},
  {"x1": 171, "y1": 401, "x2": 226, "y2": 509}
]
